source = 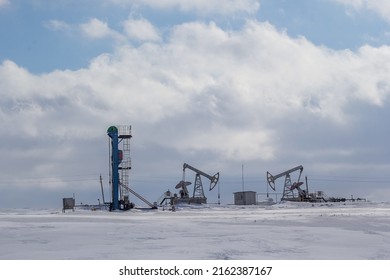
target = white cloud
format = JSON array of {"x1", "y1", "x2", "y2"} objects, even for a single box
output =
[
  {"x1": 80, "y1": 18, "x2": 123, "y2": 40},
  {"x1": 123, "y1": 18, "x2": 161, "y2": 42},
  {"x1": 80, "y1": 18, "x2": 110, "y2": 38},
  {"x1": 45, "y1": 18, "x2": 125, "y2": 42},
  {"x1": 108, "y1": 0, "x2": 260, "y2": 15},
  {"x1": 4, "y1": 20, "x2": 390, "y2": 133},
  {"x1": 173, "y1": 124, "x2": 276, "y2": 161},
  {"x1": 4, "y1": 20, "x2": 390, "y2": 137},
  {"x1": 334, "y1": 0, "x2": 390, "y2": 23},
  {"x1": 44, "y1": 20, "x2": 71, "y2": 31}
]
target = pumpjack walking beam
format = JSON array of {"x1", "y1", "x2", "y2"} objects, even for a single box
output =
[
  {"x1": 267, "y1": 165, "x2": 303, "y2": 191},
  {"x1": 183, "y1": 163, "x2": 220, "y2": 191}
]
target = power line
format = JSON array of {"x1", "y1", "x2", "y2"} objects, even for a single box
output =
[
  {"x1": 0, "y1": 175, "x2": 101, "y2": 186},
  {"x1": 309, "y1": 178, "x2": 390, "y2": 184}
]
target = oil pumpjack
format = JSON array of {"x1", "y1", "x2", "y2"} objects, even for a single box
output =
[
  {"x1": 266, "y1": 165, "x2": 309, "y2": 201},
  {"x1": 266, "y1": 165, "x2": 360, "y2": 203},
  {"x1": 158, "y1": 163, "x2": 219, "y2": 209},
  {"x1": 174, "y1": 163, "x2": 219, "y2": 204}
]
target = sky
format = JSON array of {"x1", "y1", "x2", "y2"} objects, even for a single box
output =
[{"x1": 1, "y1": 0, "x2": 390, "y2": 208}]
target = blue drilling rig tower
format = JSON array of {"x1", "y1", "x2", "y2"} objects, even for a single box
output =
[
  {"x1": 106, "y1": 125, "x2": 157, "y2": 211},
  {"x1": 107, "y1": 125, "x2": 133, "y2": 211}
]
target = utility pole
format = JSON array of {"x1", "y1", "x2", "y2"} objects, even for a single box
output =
[{"x1": 242, "y1": 162, "x2": 246, "y2": 205}]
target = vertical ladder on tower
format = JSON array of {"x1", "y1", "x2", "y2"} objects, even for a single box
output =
[{"x1": 118, "y1": 126, "x2": 132, "y2": 202}]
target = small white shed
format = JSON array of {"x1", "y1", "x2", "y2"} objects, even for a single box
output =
[{"x1": 233, "y1": 191, "x2": 257, "y2": 205}]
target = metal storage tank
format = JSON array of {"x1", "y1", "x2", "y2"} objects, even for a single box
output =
[{"x1": 233, "y1": 191, "x2": 257, "y2": 205}]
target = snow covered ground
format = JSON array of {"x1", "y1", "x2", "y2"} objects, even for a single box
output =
[{"x1": 1, "y1": 201, "x2": 390, "y2": 260}]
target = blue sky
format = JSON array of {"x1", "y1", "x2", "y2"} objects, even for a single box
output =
[{"x1": 1, "y1": 0, "x2": 390, "y2": 208}]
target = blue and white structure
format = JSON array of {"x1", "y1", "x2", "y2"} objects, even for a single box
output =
[{"x1": 107, "y1": 125, "x2": 132, "y2": 210}]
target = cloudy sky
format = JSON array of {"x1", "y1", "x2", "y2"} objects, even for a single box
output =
[{"x1": 1, "y1": 0, "x2": 390, "y2": 208}]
